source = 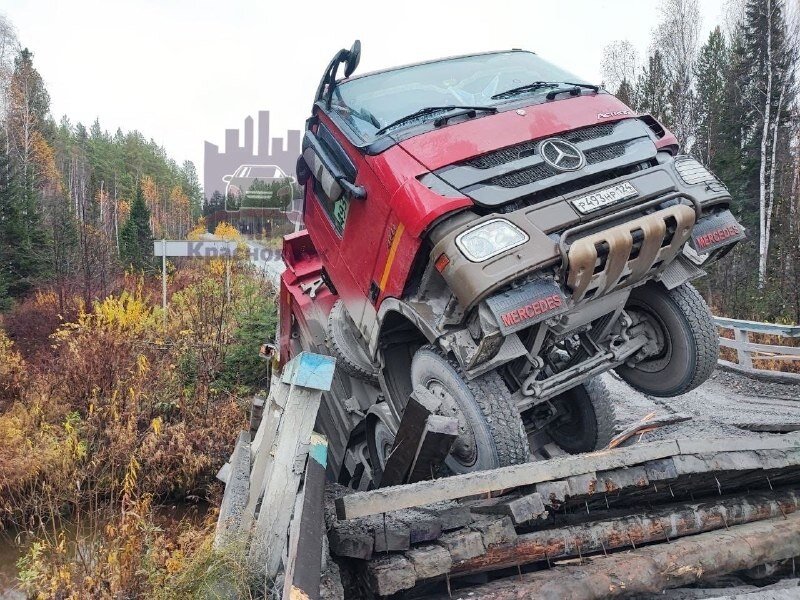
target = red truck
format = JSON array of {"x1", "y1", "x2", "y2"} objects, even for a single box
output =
[{"x1": 278, "y1": 42, "x2": 745, "y2": 488}]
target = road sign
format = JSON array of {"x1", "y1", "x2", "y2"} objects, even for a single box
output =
[
  {"x1": 155, "y1": 239, "x2": 240, "y2": 324},
  {"x1": 153, "y1": 240, "x2": 238, "y2": 258}
]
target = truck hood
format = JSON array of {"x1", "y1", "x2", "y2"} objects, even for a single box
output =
[{"x1": 398, "y1": 94, "x2": 637, "y2": 171}]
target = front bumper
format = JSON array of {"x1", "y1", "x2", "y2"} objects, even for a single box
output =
[{"x1": 429, "y1": 160, "x2": 740, "y2": 312}]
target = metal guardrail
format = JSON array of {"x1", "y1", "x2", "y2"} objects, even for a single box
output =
[{"x1": 714, "y1": 316, "x2": 800, "y2": 383}]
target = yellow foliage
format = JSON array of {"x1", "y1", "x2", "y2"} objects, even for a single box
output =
[
  {"x1": 0, "y1": 329, "x2": 26, "y2": 401},
  {"x1": 141, "y1": 176, "x2": 159, "y2": 206},
  {"x1": 213, "y1": 221, "x2": 242, "y2": 241},
  {"x1": 118, "y1": 199, "x2": 131, "y2": 222},
  {"x1": 187, "y1": 217, "x2": 207, "y2": 241},
  {"x1": 32, "y1": 131, "x2": 62, "y2": 194},
  {"x1": 67, "y1": 290, "x2": 156, "y2": 337}
]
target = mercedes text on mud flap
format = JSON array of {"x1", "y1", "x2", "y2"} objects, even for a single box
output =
[{"x1": 279, "y1": 42, "x2": 745, "y2": 487}]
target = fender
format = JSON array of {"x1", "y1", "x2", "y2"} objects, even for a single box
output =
[{"x1": 369, "y1": 297, "x2": 442, "y2": 358}]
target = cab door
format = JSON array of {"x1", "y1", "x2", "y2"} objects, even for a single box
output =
[{"x1": 301, "y1": 116, "x2": 389, "y2": 329}]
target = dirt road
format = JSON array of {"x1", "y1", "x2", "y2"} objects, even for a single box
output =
[{"x1": 606, "y1": 368, "x2": 800, "y2": 443}]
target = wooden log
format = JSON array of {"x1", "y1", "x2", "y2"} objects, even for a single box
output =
[
  {"x1": 470, "y1": 515, "x2": 517, "y2": 547},
  {"x1": 431, "y1": 510, "x2": 800, "y2": 600},
  {"x1": 283, "y1": 433, "x2": 328, "y2": 600},
  {"x1": 367, "y1": 555, "x2": 416, "y2": 596},
  {"x1": 468, "y1": 493, "x2": 548, "y2": 525},
  {"x1": 338, "y1": 441, "x2": 679, "y2": 519},
  {"x1": 248, "y1": 352, "x2": 335, "y2": 579},
  {"x1": 450, "y1": 490, "x2": 800, "y2": 577},
  {"x1": 336, "y1": 437, "x2": 800, "y2": 520},
  {"x1": 379, "y1": 387, "x2": 441, "y2": 488},
  {"x1": 417, "y1": 501, "x2": 472, "y2": 531},
  {"x1": 369, "y1": 515, "x2": 411, "y2": 553},
  {"x1": 329, "y1": 520, "x2": 373, "y2": 560},
  {"x1": 437, "y1": 530, "x2": 486, "y2": 562},
  {"x1": 214, "y1": 430, "x2": 251, "y2": 548},
  {"x1": 249, "y1": 394, "x2": 266, "y2": 439},
  {"x1": 241, "y1": 381, "x2": 289, "y2": 534},
  {"x1": 405, "y1": 544, "x2": 453, "y2": 581},
  {"x1": 406, "y1": 415, "x2": 458, "y2": 483},
  {"x1": 392, "y1": 509, "x2": 443, "y2": 544}
]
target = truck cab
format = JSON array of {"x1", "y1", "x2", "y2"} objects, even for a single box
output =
[{"x1": 281, "y1": 43, "x2": 743, "y2": 487}]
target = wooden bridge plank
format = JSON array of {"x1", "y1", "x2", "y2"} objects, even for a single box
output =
[
  {"x1": 283, "y1": 433, "x2": 328, "y2": 600},
  {"x1": 335, "y1": 441, "x2": 682, "y2": 520},
  {"x1": 214, "y1": 430, "x2": 251, "y2": 548},
  {"x1": 248, "y1": 352, "x2": 334, "y2": 580}
]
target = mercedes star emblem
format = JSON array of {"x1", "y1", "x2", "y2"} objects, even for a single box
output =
[{"x1": 539, "y1": 138, "x2": 586, "y2": 172}]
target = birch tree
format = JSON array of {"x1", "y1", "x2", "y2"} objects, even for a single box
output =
[
  {"x1": 653, "y1": 0, "x2": 702, "y2": 147},
  {"x1": 745, "y1": 0, "x2": 792, "y2": 287}
]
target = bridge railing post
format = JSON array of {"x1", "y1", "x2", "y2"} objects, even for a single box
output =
[{"x1": 733, "y1": 326, "x2": 753, "y2": 371}]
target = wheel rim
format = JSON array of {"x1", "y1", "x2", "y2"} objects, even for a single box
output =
[
  {"x1": 426, "y1": 378, "x2": 479, "y2": 468},
  {"x1": 627, "y1": 302, "x2": 673, "y2": 373}
]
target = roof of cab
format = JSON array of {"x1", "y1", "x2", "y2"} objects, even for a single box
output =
[{"x1": 337, "y1": 49, "x2": 536, "y2": 85}]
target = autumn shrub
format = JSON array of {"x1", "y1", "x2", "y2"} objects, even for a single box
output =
[
  {"x1": 0, "y1": 327, "x2": 26, "y2": 407},
  {"x1": 1, "y1": 259, "x2": 276, "y2": 597}
]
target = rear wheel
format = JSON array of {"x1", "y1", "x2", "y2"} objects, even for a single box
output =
[
  {"x1": 543, "y1": 377, "x2": 615, "y2": 453},
  {"x1": 616, "y1": 282, "x2": 718, "y2": 397},
  {"x1": 410, "y1": 346, "x2": 529, "y2": 475}
]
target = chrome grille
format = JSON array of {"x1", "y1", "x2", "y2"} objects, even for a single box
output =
[
  {"x1": 465, "y1": 123, "x2": 615, "y2": 170},
  {"x1": 432, "y1": 118, "x2": 658, "y2": 207},
  {"x1": 564, "y1": 123, "x2": 614, "y2": 144},
  {"x1": 585, "y1": 143, "x2": 626, "y2": 165},
  {"x1": 489, "y1": 164, "x2": 555, "y2": 188},
  {"x1": 467, "y1": 140, "x2": 539, "y2": 169}
]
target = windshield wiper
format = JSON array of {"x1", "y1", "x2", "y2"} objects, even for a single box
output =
[
  {"x1": 491, "y1": 81, "x2": 558, "y2": 100},
  {"x1": 492, "y1": 81, "x2": 601, "y2": 100},
  {"x1": 375, "y1": 105, "x2": 497, "y2": 135}
]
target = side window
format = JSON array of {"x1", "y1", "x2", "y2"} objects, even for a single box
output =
[{"x1": 312, "y1": 123, "x2": 355, "y2": 236}]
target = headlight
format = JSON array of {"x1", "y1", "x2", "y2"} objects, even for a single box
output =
[
  {"x1": 455, "y1": 219, "x2": 528, "y2": 262},
  {"x1": 674, "y1": 156, "x2": 722, "y2": 186}
]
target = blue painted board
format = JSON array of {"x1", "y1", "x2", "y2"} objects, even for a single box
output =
[{"x1": 281, "y1": 351, "x2": 336, "y2": 391}]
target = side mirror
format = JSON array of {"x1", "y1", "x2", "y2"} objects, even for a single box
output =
[
  {"x1": 222, "y1": 174, "x2": 232, "y2": 183},
  {"x1": 344, "y1": 40, "x2": 361, "y2": 78}
]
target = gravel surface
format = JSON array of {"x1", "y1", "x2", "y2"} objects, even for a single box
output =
[{"x1": 605, "y1": 367, "x2": 800, "y2": 444}]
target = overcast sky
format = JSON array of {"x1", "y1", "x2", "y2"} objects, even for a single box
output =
[{"x1": 3, "y1": 0, "x2": 726, "y2": 183}]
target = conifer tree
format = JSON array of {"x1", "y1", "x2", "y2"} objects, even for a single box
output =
[{"x1": 119, "y1": 184, "x2": 153, "y2": 271}]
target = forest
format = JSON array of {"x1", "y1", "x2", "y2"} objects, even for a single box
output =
[
  {"x1": 602, "y1": 0, "x2": 800, "y2": 322},
  {"x1": 0, "y1": 11, "x2": 275, "y2": 599}
]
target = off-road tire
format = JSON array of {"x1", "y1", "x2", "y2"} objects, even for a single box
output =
[
  {"x1": 411, "y1": 345, "x2": 529, "y2": 474},
  {"x1": 327, "y1": 300, "x2": 379, "y2": 383},
  {"x1": 616, "y1": 282, "x2": 718, "y2": 397},
  {"x1": 545, "y1": 377, "x2": 616, "y2": 453}
]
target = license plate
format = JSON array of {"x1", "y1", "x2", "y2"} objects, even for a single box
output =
[{"x1": 571, "y1": 181, "x2": 638, "y2": 214}]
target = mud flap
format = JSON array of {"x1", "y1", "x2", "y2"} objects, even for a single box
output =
[
  {"x1": 689, "y1": 209, "x2": 746, "y2": 255},
  {"x1": 485, "y1": 278, "x2": 569, "y2": 336}
]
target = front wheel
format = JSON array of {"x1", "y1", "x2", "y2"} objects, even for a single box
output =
[
  {"x1": 615, "y1": 282, "x2": 718, "y2": 397},
  {"x1": 410, "y1": 346, "x2": 529, "y2": 475}
]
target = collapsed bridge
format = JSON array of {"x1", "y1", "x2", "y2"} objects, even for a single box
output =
[{"x1": 213, "y1": 346, "x2": 800, "y2": 600}]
